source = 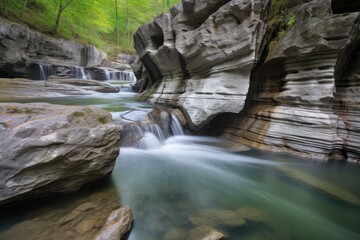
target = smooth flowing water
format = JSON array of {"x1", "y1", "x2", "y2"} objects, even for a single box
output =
[{"x1": 0, "y1": 90, "x2": 359, "y2": 240}]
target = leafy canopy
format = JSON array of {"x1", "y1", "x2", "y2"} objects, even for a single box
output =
[{"x1": 0, "y1": 0, "x2": 180, "y2": 54}]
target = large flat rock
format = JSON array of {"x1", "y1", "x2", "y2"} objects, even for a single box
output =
[
  {"x1": 0, "y1": 78, "x2": 119, "y2": 99},
  {"x1": 0, "y1": 103, "x2": 121, "y2": 207}
]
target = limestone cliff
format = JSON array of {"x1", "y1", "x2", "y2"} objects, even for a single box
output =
[{"x1": 134, "y1": 0, "x2": 360, "y2": 162}]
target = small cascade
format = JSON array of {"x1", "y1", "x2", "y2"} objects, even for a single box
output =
[
  {"x1": 103, "y1": 69, "x2": 110, "y2": 80},
  {"x1": 71, "y1": 66, "x2": 87, "y2": 79},
  {"x1": 119, "y1": 84, "x2": 134, "y2": 93},
  {"x1": 119, "y1": 71, "x2": 136, "y2": 81},
  {"x1": 144, "y1": 124, "x2": 165, "y2": 143},
  {"x1": 137, "y1": 133, "x2": 163, "y2": 149},
  {"x1": 38, "y1": 64, "x2": 54, "y2": 80},
  {"x1": 121, "y1": 111, "x2": 184, "y2": 149},
  {"x1": 85, "y1": 70, "x2": 91, "y2": 80},
  {"x1": 170, "y1": 114, "x2": 184, "y2": 135},
  {"x1": 39, "y1": 64, "x2": 45, "y2": 81}
]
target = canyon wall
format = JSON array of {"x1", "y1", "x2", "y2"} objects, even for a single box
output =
[{"x1": 134, "y1": 0, "x2": 360, "y2": 162}]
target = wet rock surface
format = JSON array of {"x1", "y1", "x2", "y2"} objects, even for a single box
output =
[
  {"x1": 95, "y1": 206, "x2": 133, "y2": 240},
  {"x1": 187, "y1": 226, "x2": 226, "y2": 240},
  {"x1": 0, "y1": 102, "x2": 121, "y2": 207}
]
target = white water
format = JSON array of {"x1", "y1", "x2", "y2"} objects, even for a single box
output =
[
  {"x1": 104, "y1": 69, "x2": 111, "y2": 80},
  {"x1": 38, "y1": 64, "x2": 54, "y2": 80},
  {"x1": 39, "y1": 64, "x2": 45, "y2": 81}
]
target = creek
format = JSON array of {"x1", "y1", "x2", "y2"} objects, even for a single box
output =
[{"x1": 0, "y1": 86, "x2": 359, "y2": 240}]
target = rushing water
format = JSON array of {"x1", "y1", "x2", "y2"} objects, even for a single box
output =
[{"x1": 0, "y1": 89, "x2": 359, "y2": 240}]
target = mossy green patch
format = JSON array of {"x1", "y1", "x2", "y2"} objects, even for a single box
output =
[
  {"x1": 73, "y1": 111, "x2": 85, "y2": 118},
  {"x1": 98, "y1": 116, "x2": 107, "y2": 124}
]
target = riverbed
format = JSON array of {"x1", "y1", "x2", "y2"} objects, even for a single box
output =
[{"x1": 0, "y1": 88, "x2": 359, "y2": 240}]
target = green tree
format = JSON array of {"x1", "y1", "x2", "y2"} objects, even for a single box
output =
[{"x1": 54, "y1": 0, "x2": 76, "y2": 35}]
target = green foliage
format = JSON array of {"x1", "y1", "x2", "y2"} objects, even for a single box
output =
[
  {"x1": 73, "y1": 111, "x2": 85, "y2": 118},
  {"x1": 287, "y1": 15, "x2": 296, "y2": 28},
  {"x1": 0, "y1": 0, "x2": 180, "y2": 54},
  {"x1": 97, "y1": 116, "x2": 107, "y2": 124}
]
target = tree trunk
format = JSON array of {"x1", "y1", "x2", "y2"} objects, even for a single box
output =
[
  {"x1": 53, "y1": 0, "x2": 76, "y2": 36},
  {"x1": 54, "y1": 0, "x2": 63, "y2": 36},
  {"x1": 115, "y1": 0, "x2": 119, "y2": 45},
  {"x1": 18, "y1": 0, "x2": 28, "y2": 19}
]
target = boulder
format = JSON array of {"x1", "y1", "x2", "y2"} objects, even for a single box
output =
[
  {"x1": 187, "y1": 226, "x2": 226, "y2": 240},
  {"x1": 0, "y1": 103, "x2": 121, "y2": 207}
]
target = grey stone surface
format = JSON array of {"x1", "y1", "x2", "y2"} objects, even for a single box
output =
[
  {"x1": 0, "y1": 78, "x2": 119, "y2": 99},
  {"x1": 0, "y1": 103, "x2": 121, "y2": 207},
  {"x1": 187, "y1": 226, "x2": 226, "y2": 240},
  {"x1": 218, "y1": 0, "x2": 360, "y2": 162}
]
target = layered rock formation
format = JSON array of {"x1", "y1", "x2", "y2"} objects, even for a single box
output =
[
  {"x1": 0, "y1": 18, "x2": 106, "y2": 79},
  {"x1": 0, "y1": 103, "x2": 121, "y2": 207},
  {"x1": 134, "y1": 0, "x2": 360, "y2": 162},
  {"x1": 134, "y1": 0, "x2": 270, "y2": 128},
  {"x1": 218, "y1": 0, "x2": 360, "y2": 162}
]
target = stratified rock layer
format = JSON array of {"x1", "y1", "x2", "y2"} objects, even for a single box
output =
[
  {"x1": 134, "y1": 0, "x2": 360, "y2": 162},
  {"x1": 0, "y1": 103, "x2": 121, "y2": 207},
  {"x1": 218, "y1": 0, "x2": 360, "y2": 162},
  {"x1": 0, "y1": 17, "x2": 106, "y2": 79},
  {"x1": 134, "y1": 0, "x2": 270, "y2": 128}
]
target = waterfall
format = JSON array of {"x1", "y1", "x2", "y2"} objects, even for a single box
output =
[
  {"x1": 170, "y1": 114, "x2": 184, "y2": 136},
  {"x1": 78, "y1": 67, "x2": 86, "y2": 79},
  {"x1": 71, "y1": 66, "x2": 86, "y2": 79},
  {"x1": 121, "y1": 71, "x2": 135, "y2": 81},
  {"x1": 85, "y1": 70, "x2": 91, "y2": 80},
  {"x1": 39, "y1": 64, "x2": 45, "y2": 81},
  {"x1": 38, "y1": 64, "x2": 54, "y2": 80},
  {"x1": 104, "y1": 69, "x2": 110, "y2": 80},
  {"x1": 121, "y1": 113, "x2": 184, "y2": 149}
]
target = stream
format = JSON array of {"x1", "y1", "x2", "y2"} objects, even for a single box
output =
[{"x1": 0, "y1": 86, "x2": 359, "y2": 240}]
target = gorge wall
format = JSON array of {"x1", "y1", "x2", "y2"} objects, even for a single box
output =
[{"x1": 133, "y1": 0, "x2": 360, "y2": 162}]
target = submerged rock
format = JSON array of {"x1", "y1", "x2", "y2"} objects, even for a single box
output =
[
  {"x1": 236, "y1": 207, "x2": 266, "y2": 222},
  {"x1": 187, "y1": 226, "x2": 226, "y2": 240},
  {"x1": 277, "y1": 166, "x2": 360, "y2": 206},
  {"x1": 0, "y1": 103, "x2": 121, "y2": 207},
  {"x1": 0, "y1": 184, "x2": 124, "y2": 240},
  {"x1": 189, "y1": 209, "x2": 246, "y2": 228},
  {"x1": 95, "y1": 206, "x2": 133, "y2": 240}
]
